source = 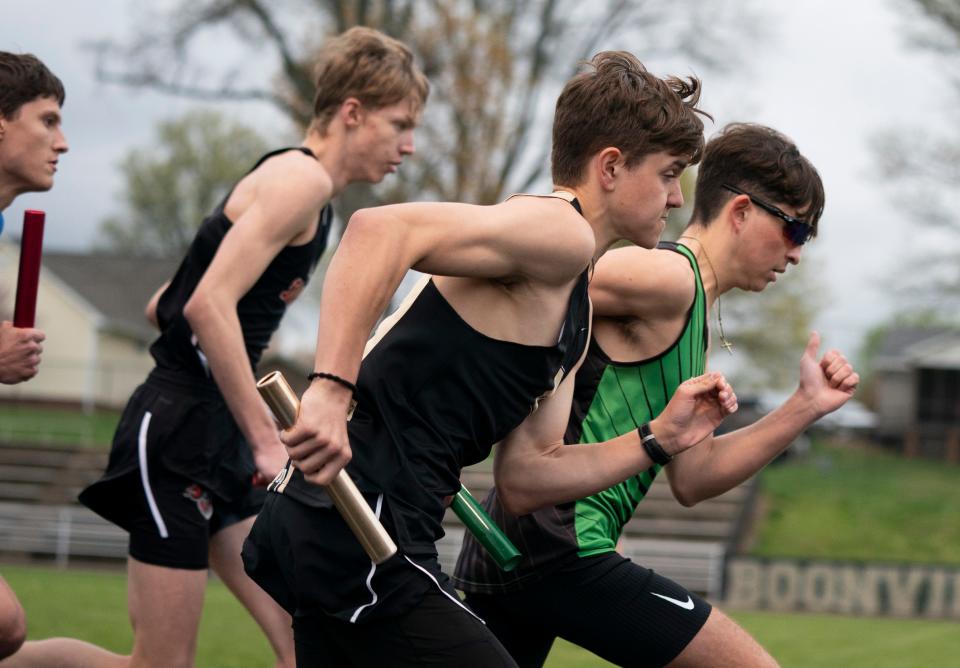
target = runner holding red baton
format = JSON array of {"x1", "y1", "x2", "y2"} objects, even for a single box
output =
[{"x1": 13, "y1": 209, "x2": 44, "y2": 328}]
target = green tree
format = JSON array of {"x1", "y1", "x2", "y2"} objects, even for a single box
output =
[{"x1": 98, "y1": 110, "x2": 269, "y2": 258}]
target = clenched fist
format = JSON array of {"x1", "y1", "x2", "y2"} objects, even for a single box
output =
[{"x1": 0, "y1": 321, "x2": 45, "y2": 384}]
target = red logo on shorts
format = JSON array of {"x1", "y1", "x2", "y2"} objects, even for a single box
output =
[
  {"x1": 183, "y1": 484, "x2": 214, "y2": 520},
  {"x1": 279, "y1": 277, "x2": 306, "y2": 304}
]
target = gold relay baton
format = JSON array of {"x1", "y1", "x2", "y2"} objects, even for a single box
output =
[{"x1": 256, "y1": 370, "x2": 398, "y2": 564}]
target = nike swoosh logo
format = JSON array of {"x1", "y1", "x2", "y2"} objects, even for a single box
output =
[{"x1": 651, "y1": 592, "x2": 695, "y2": 610}]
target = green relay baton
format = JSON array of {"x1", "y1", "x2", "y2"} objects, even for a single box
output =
[{"x1": 450, "y1": 485, "x2": 521, "y2": 572}]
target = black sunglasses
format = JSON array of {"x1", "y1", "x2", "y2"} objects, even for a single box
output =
[{"x1": 722, "y1": 184, "x2": 813, "y2": 246}]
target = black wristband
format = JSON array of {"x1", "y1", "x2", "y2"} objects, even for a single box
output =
[
  {"x1": 638, "y1": 422, "x2": 672, "y2": 466},
  {"x1": 307, "y1": 371, "x2": 357, "y2": 396}
]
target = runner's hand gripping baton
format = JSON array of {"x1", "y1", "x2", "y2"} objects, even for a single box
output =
[
  {"x1": 256, "y1": 370, "x2": 398, "y2": 564},
  {"x1": 258, "y1": 371, "x2": 520, "y2": 570},
  {"x1": 13, "y1": 210, "x2": 45, "y2": 328}
]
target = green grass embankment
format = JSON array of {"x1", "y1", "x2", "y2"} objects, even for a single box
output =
[
  {"x1": 752, "y1": 438, "x2": 960, "y2": 566},
  {"x1": 0, "y1": 406, "x2": 119, "y2": 448}
]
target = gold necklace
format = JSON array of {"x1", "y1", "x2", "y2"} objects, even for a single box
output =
[{"x1": 677, "y1": 235, "x2": 733, "y2": 354}]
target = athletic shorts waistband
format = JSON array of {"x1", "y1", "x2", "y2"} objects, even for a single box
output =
[{"x1": 146, "y1": 367, "x2": 222, "y2": 397}]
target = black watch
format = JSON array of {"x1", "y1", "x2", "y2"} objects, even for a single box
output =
[{"x1": 638, "y1": 422, "x2": 672, "y2": 466}]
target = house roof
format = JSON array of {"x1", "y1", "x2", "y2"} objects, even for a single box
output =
[
  {"x1": 873, "y1": 326, "x2": 960, "y2": 372},
  {"x1": 43, "y1": 251, "x2": 180, "y2": 343},
  {"x1": 905, "y1": 331, "x2": 960, "y2": 370},
  {"x1": 875, "y1": 327, "x2": 954, "y2": 357}
]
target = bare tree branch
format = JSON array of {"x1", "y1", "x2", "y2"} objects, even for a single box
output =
[
  {"x1": 93, "y1": 0, "x2": 756, "y2": 206},
  {"x1": 875, "y1": 0, "x2": 960, "y2": 309}
]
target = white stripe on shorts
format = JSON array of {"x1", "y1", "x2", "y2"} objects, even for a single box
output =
[
  {"x1": 137, "y1": 411, "x2": 169, "y2": 538},
  {"x1": 404, "y1": 556, "x2": 483, "y2": 623},
  {"x1": 349, "y1": 493, "x2": 386, "y2": 623}
]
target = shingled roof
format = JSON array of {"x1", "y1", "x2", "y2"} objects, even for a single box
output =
[
  {"x1": 873, "y1": 326, "x2": 959, "y2": 372},
  {"x1": 42, "y1": 251, "x2": 180, "y2": 343}
]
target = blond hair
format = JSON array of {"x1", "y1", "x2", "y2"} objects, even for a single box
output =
[{"x1": 311, "y1": 27, "x2": 429, "y2": 132}]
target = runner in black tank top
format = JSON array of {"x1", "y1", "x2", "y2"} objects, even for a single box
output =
[
  {"x1": 245, "y1": 196, "x2": 590, "y2": 605},
  {"x1": 62, "y1": 146, "x2": 338, "y2": 668},
  {"x1": 244, "y1": 195, "x2": 590, "y2": 667},
  {"x1": 81, "y1": 147, "x2": 331, "y2": 521},
  {"x1": 151, "y1": 147, "x2": 332, "y2": 379}
]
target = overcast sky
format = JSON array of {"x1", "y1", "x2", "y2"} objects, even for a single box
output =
[{"x1": 0, "y1": 0, "x2": 953, "y2": 360}]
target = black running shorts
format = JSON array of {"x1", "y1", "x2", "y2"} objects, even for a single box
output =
[
  {"x1": 89, "y1": 469, "x2": 264, "y2": 570},
  {"x1": 80, "y1": 376, "x2": 264, "y2": 569},
  {"x1": 463, "y1": 552, "x2": 711, "y2": 668},
  {"x1": 293, "y1": 588, "x2": 518, "y2": 667}
]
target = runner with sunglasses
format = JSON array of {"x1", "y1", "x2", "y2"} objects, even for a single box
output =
[
  {"x1": 720, "y1": 183, "x2": 815, "y2": 246},
  {"x1": 454, "y1": 123, "x2": 860, "y2": 668}
]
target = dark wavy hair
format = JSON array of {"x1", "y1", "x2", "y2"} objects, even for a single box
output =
[
  {"x1": 551, "y1": 51, "x2": 710, "y2": 186},
  {"x1": 692, "y1": 123, "x2": 825, "y2": 235},
  {"x1": 0, "y1": 52, "x2": 65, "y2": 118}
]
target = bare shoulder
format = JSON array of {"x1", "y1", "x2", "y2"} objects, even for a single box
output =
[
  {"x1": 591, "y1": 244, "x2": 695, "y2": 318},
  {"x1": 253, "y1": 149, "x2": 333, "y2": 205},
  {"x1": 226, "y1": 149, "x2": 333, "y2": 238},
  {"x1": 350, "y1": 196, "x2": 593, "y2": 286},
  {"x1": 498, "y1": 196, "x2": 595, "y2": 284}
]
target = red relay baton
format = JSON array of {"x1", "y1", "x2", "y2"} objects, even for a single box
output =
[{"x1": 13, "y1": 210, "x2": 45, "y2": 328}]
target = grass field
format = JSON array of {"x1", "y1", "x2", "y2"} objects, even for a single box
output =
[
  {"x1": 752, "y1": 438, "x2": 960, "y2": 565},
  {"x1": 0, "y1": 405, "x2": 119, "y2": 448},
  {"x1": 733, "y1": 610, "x2": 960, "y2": 668},
  {"x1": 6, "y1": 564, "x2": 601, "y2": 667},
  {"x1": 2, "y1": 430, "x2": 959, "y2": 664},
  {"x1": 4, "y1": 564, "x2": 959, "y2": 667}
]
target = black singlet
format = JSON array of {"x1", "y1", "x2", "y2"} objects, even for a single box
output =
[
  {"x1": 80, "y1": 147, "x2": 332, "y2": 503},
  {"x1": 150, "y1": 147, "x2": 332, "y2": 380},
  {"x1": 250, "y1": 196, "x2": 592, "y2": 622},
  {"x1": 275, "y1": 256, "x2": 591, "y2": 554}
]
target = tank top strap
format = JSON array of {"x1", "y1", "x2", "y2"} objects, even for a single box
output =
[
  {"x1": 213, "y1": 147, "x2": 318, "y2": 213},
  {"x1": 506, "y1": 191, "x2": 583, "y2": 215}
]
